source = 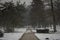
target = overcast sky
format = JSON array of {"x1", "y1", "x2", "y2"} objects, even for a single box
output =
[{"x1": 0, "y1": 0, "x2": 32, "y2": 6}]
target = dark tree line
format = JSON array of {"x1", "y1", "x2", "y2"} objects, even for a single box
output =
[
  {"x1": 30, "y1": 0, "x2": 60, "y2": 32},
  {"x1": 0, "y1": 0, "x2": 60, "y2": 32},
  {"x1": 0, "y1": 1, "x2": 26, "y2": 32},
  {"x1": 30, "y1": 0, "x2": 45, "y2": 27},
  {"x1": 54, "y1": 0, "x2": 60, "y2": 24}
]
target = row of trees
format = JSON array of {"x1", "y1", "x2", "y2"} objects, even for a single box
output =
[
  {"x1": 0, "y1": 1, "x2": 26, "y2": 32},
  {"x1": 30, "y1": 0, "x2": 52, "y2": 27},
  {"x1": 0, "y1": 0, "x2": 60, "y2": 32},
  {"x1": 30, "y1": 0, "x2": 45, "y2": 27},
  {"x1": 30, "y1": 0, "x2": 60, "y2": 32}
]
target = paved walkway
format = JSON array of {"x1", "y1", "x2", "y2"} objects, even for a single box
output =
[{"x1": 19, "y1": 30, "x2": 39, "y2": 40}]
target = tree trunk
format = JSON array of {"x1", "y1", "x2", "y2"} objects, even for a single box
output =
[{"x1": 51, "y1": 0, "x2": 57, "y2": 32}]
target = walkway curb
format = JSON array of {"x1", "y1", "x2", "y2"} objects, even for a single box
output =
[
  {"x1": 19, "y1": 32, "x2": 25, "y2": 40},
  {"x1": 34, "y1": 34, "x2": 40, "y2": 40}
]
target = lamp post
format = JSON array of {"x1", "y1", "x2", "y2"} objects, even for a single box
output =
[{"x1": 50, "y1": 0, "x2": 57, "y2": 32}]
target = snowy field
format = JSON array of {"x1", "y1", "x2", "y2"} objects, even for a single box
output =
[
  {"x1": 14, "y1": 28, "x2": 27, "y2": 33},
  {"x1": 32, "y1": 26, "x2": 60, "y2": 40},
  {"x1": 0, "y1": 33, "x2": 23, "y2": 40},
  {"x1": 56, "y1": 25, "x2": 60, "y2": 32},
  {"x1": 35, "y1": 33, "x2": 60, "y2": 40},
  {"x1": 0, "y1": 28, "x2": 26, "y2": 40},
  {"x1": 33, "y1": 30, "x2": 60, "y2": 40}
]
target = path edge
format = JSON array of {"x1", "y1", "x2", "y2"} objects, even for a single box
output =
[
  {"x1": 34, "y1": 33, "x2": 40, "y2": 40},
  {"x1": 19, "y1": 33, "x2": 25, "y2": 40}
]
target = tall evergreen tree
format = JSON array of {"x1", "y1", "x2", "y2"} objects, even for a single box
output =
[{"x1": 16, "y1": 1, "x2": 26, "y2": 27}]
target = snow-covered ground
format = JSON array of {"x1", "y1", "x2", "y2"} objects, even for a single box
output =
[
  {"x1": 35, "y1": 33, "x2": 60, "y2": 40},
  {"x1": 32, "y1": 26, "x2": 60, "y2": 40},
  {"x1": 32, "y1": 28, "x2": 60, "y2": 40},
  {"x1": 14, "y1": 28, "x2": 26, "y2": 33},
  {"x1": 0, "y1": 33, "x2": 24, "y2": 40},
  {"x1": 0, "y1": 28, "x2": 26, "y2": 40},
  {"x1": 56, "y1": 25, "x2": 60, "y2": 32},
  {"x1": 32, "y1": 29, "x2": 36, "y2": 33}
]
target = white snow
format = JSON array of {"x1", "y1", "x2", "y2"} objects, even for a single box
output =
[
  {"x1": 56, "y1": 25, "x2": 60, "y2": 32},
  {"x1": 35, "y1": 33, "x2": 60, "y2": 40},
  {"x1": 32, "y1": 30, "x2": 36, "y2": 33},
  {"x1": 14, "y1": 28, "x2": 26, "y2": 33},
  {"x1": 0, "y1": 28, "x2": 26, "y2": 40},
  {"x1": 31, "y1": 26, "x2": 60, "y2": 40},
  {"x1": 25, "y1": 30, "x2": 31, "y2": 33},
  {"x1": 0, "y1": 33, "x2": 23, "y2": 40}
]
